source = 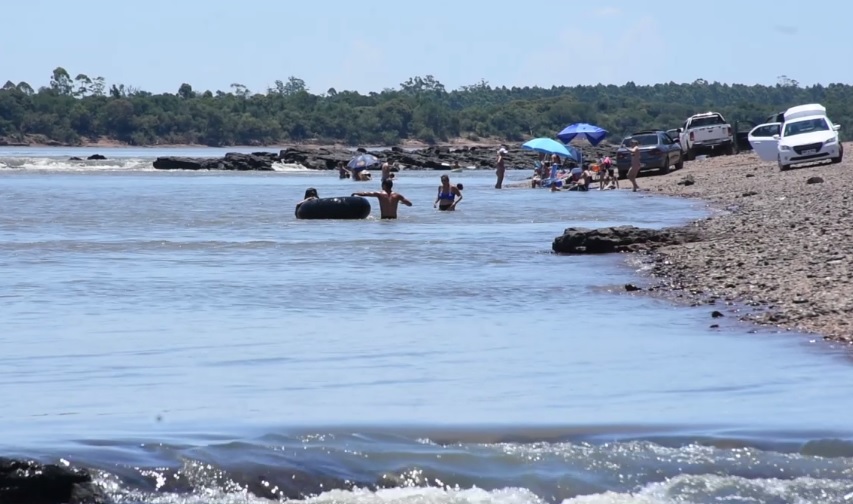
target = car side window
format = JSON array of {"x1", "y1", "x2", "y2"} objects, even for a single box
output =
[
  {"x1": 660, "y1": 134, "x2": 672, "y2": 145},
  {"x1": 756, "y1": 124, "x2": 780, "y2": 137}
]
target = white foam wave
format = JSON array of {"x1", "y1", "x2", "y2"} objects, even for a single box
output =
[
  {"x1": 99, "y1": 476, "x2": 853, "y2": 504},
  {"x1": 0, "y1": 157, "x2": 155, "y2": 172},
  {"x1": 272, "y1": 161, "x2": 313, "y2": 172},
  {"x1": 0, "y1": 157, "x2": 317, "y2": 173},
  {"x1": 562, "y1": 474, "x2": 853, "y2": 503}
]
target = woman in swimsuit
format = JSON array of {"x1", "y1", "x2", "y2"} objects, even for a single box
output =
[{"x1": 434, "y1": 174, "x2": 463, "y2": 211}]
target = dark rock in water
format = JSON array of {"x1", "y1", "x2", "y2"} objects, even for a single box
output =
[
  {"x1": 806, "y1": 176, "x2": 824, "y2": 185},
  {"x1": 552, "y1": 225, "x2": 700, "y2": 254},
  {"x1": 69, "y1": 156, "x2": 83, "y2": 161},
  {"x1": 153, "y1": 152, "x2": 277, "y2": 171},
  {"x1": 624, "y1": 283, "x2": 642, "y2": 292},
  {"x1": 87, "y1": 154, "x2": 106, "y2": 160},
  {"x1": 0, "y1": 458, "x2": 106, "y2": 504},
  {"x1": 711, "y1": 310, "x2": 724, "y2": 318}
]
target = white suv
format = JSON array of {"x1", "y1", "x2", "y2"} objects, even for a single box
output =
[{"x1": 748, "y1": 103, "x2": 843, "y2": 171}]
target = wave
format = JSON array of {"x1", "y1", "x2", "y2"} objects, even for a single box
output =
[
  {"x1": 8, "y1": 428, "x2": 853, "y2": 503},
  {"x1": 0, "y1": 157, "x2": 310, "y2": 173}
]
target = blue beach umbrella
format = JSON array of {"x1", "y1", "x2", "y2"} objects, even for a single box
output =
[
  {"x1": 522, "y1": 137, "x2": 579, "y2": 161},
  {"x1": 556, "y1": 123, "x2": 609, "y2": 146},
  {"x1": 347, "y1": 153, "x2": 380, "y2": 170}
]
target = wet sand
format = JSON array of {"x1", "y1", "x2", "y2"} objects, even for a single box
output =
[{"x1": 635, "y1": 145, "x2": 852, "y2": 343}]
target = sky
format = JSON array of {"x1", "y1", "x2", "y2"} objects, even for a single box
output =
[{"x1": 1, "y1": 0, "x2": 848, "y2": 96}]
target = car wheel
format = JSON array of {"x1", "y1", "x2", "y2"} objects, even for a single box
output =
[
  {"x1": 724, "y1": 142, "x2": 734, "y2": 156},
  {"x1": 831, "y1": 144, "x2": 843, "y2": 164},
  {"x1": 618, "y1": 170, "x2": 627, "y2": 180},
  {"x1": 675, "y1": 155, "x2": 684, "y2": 170},
  {"x1": 778, "y1": 155, "x2": 789, "y2": 171}
]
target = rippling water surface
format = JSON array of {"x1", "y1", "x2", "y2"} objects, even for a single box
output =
[{"x1": 2, "y1": 148, "x2": 853, "y2": 503}]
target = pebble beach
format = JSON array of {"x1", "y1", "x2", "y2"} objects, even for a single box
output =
[{"x1": 636, "y1": 144, "x2": 853, "y2": 343}]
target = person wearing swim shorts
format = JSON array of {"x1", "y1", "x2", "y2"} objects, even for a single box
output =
[
  {"x1": 352, "y1": 178, "x2": 412, "y2": 219},
  {"x1": 434, "y1": 174, "x2": 463, "y2": 211}
]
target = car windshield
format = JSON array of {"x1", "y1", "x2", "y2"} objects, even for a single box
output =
[
  {"x1": 689, "y1": 115, "x2": 725, "y2": 127},
  {"x1": 622, "y1": 135, "x2": 658, "y2": 147},
  {"x1": 783, "y1": 118, "x2": 830, "y2": 137}
]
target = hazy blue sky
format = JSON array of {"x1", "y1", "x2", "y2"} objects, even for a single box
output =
[{"x1": 1, "y1": 0, "x2": 845, "y2": 95}]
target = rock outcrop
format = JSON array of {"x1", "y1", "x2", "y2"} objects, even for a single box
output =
[
  {"x1": 0, "y1": 458, "x2": 106, "y2": 504},
  {"x1": 153, "y1": 152, "x2": 280, "y2": 171},
  {"x1": 552, "y1": 225, "x2": 700, "y2": 254},
  {"x1": 153, "y1": 143, "x2": 620, "y2": 171}
]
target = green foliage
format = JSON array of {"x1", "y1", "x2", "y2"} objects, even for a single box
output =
[{"x1": 1, "y1": 68, "x2": 852, "y2": 146}]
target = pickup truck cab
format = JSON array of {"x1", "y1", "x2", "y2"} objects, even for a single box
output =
[
  {"x1": 748, "y1": 103, "x2": 843, "y2": 169},
  {"x1": 677, "y1": 112, "x2": 734, "y2": 160}
]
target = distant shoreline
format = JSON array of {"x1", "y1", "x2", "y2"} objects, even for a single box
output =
[{"x1": 0, "y1": 136, "x2": 510, "y2": 151}]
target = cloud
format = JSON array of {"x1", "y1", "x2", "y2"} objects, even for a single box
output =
[
  {"x1": 516, "y1": 15, "x2": 664, "y2": 87},
  {"x1": 593, "y1": 6, "x2": 622, "y2": 17}
]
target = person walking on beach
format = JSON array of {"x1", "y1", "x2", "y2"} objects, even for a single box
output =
[
  {"x1": 627, "y1": 139, "x2": 641, "y2": 192},
  {"x1": 495, "y1": 146, "x2": 508, "y2": 189},
  {"x1": 352, "y1": 178, "x2": 412, "y2": 219}
]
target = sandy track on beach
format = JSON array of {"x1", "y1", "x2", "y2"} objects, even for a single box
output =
[{"x1": 635, "y1": 144, "x2": 853, "y2": 343}]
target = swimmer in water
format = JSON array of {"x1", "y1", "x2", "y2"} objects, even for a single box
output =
[
  {"x1": 434, "y1": 174, "x2": 463, "y2": 211},
  {"x1": 352, "y1": 178, "x2": 412, "y2": 219}
]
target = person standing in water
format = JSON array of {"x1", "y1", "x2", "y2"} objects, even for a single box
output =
[
  {"x1": 352, "y1": 178, "x2": 412, "y2": 219},
  {"x1": 434, "y1": 174, "x2": 463, "y2": 211},
  {"x1": 627, "y1": 139, "x2": 642, "y2": 192},
  {"x1": 495, "y1": 146, "x2": 508, "y2": 189}
]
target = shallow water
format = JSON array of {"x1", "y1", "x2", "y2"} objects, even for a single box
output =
[{"x1": 2, "y1": 149, "x2": 853, "y2": 503}]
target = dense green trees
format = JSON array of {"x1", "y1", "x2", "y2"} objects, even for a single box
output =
[{"x1": 1, "y1": 67, "x2": 851, "y2": 146}]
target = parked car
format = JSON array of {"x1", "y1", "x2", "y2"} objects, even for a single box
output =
[
  {"x1": 677, "y1": 112, "x2": 735, "y2": 159},
  {"x1": 734, "y1": 120, "x2": 757, "y2": 153},
  {"x1": 748, "y1": 103, "x2": 843, "y2": 170},
  {"x1": 615, "y1": 130, "x2": 684, "y2": 178}
]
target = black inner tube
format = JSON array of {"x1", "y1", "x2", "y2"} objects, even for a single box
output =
[{"x1": 295, "y1": 196, "x2": 372, "y2": 220}]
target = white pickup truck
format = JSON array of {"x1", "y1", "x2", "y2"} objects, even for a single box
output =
[{"x1": 677, "y1": 112, "x2": 735, "y2": 160}]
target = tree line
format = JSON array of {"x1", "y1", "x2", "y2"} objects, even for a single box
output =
[{"x1": 1, "y1": 67, "x2": 851, "y2": 147}]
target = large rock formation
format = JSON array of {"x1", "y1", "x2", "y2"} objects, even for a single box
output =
[
  {"x1": 552, "y1": 225, "x2": 700, "y2": 254},
  {"x1": 153, "y1": 152, "x2": 280, "y2": 171},
  {"x1": 152, "y1": 143, "x2": 620, "y2": 171},
  {"x1": 0, "y1": 458, "x2": 106, "y2": 504}
]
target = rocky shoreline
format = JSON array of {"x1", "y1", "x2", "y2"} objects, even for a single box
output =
[
  {"x1": 616, "y1": 146, "x2": 852, "y2": 344},
  {"x1": 149, "y1": 143, "x2": 618, "y2": 171}
]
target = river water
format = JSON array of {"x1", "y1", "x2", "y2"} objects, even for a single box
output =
[{"x1": 2, "y1": 147, "x2": 853, "y2": 503}]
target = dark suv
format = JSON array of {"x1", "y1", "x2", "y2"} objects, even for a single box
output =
[{"x1": 615, "y1": 130, "x2": 684, "y2": 178}]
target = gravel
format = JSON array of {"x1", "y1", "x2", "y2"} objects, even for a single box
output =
[{"x1": 632, "y1": 145, "x2": 852, "y2": 343}]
